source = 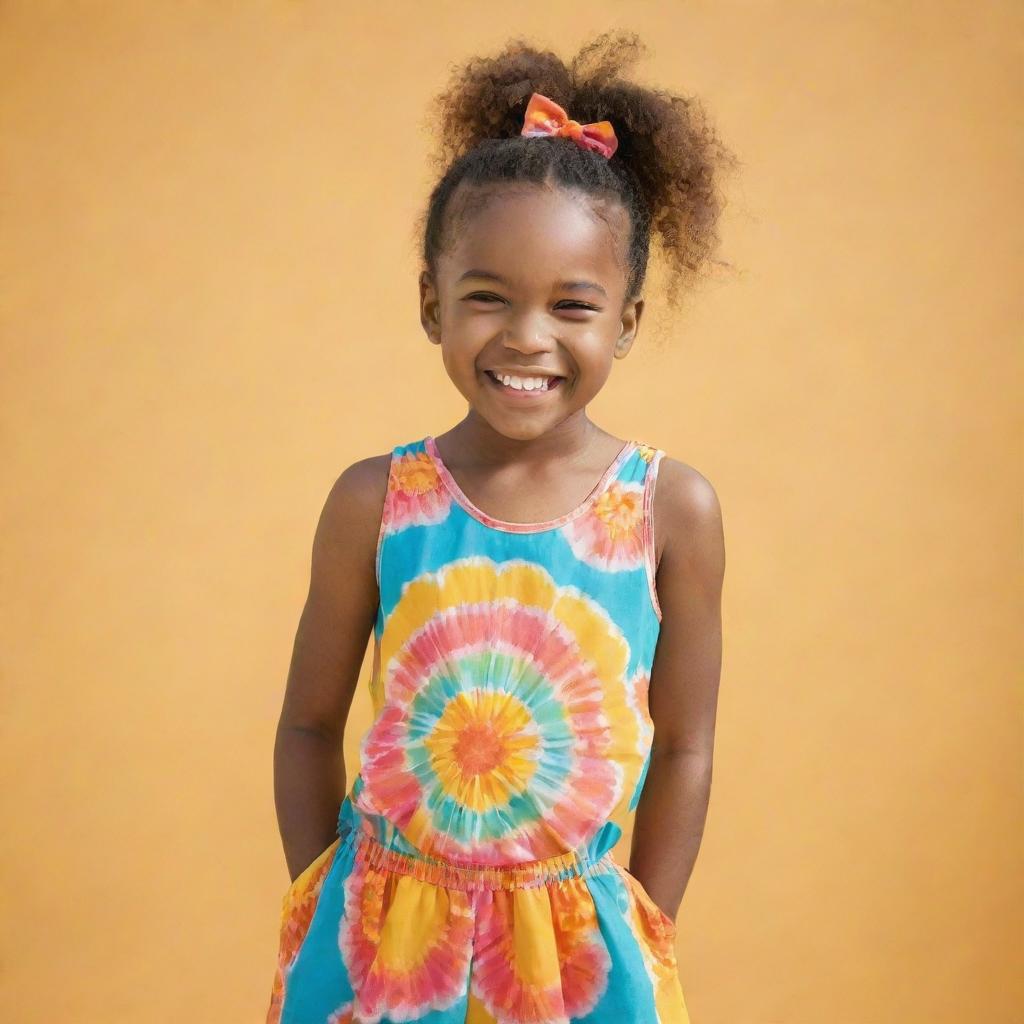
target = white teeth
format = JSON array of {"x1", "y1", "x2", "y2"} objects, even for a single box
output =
[{"x1": 495, "y1": 373, "x2": 550, "y2": 391}]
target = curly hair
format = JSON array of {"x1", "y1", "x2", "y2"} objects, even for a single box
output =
[{"x1": 413, "y1": 31, "x2": 741, "y2": 340}]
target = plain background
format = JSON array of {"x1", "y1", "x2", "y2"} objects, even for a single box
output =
[{"x1": 2, "y1": 2, "x2": 1020, "y2": 1022}]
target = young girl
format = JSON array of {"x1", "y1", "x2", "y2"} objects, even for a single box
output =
[{"x1": 267, "y1": 31, "x2": 733, "y2": 1024}]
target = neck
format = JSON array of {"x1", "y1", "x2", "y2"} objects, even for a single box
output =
[{"x1": 443, "y1": 410, "x2": 606, "y2": 468}]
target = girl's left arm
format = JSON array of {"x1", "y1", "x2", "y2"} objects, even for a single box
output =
[{"x1": 629, "y1": 457, "x2": 725, "y2": 923}]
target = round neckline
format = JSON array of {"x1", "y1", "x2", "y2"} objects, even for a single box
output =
[{"x1": 424, "y1": 434, "x2": 635, "y2": 534}]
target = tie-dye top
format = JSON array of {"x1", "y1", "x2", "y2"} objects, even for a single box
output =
[{"x1": 346, "y1": 433, "x2": 665, "y2": 869}]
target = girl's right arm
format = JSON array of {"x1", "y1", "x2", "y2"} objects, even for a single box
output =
[{"x1": 272, "y1": 454, "x2": 391, "y2": 883}]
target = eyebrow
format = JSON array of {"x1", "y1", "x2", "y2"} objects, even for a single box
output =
[{"x1": 457, "y1": 269, "x2": 607, "y2": 299}]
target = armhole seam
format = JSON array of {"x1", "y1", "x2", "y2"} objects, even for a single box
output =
[
  {"x1": 374, "y1": 447, "x2": 397, "y2": 592},
  {"x1": 642, "y1": 449, "x2": 665, "y2": 623}
]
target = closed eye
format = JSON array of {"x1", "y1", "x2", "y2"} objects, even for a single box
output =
[{"x1": 464, "y1": 293, "x2": 600, "y2": 312}]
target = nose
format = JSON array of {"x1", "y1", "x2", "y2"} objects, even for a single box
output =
[{"x1": 501, "y1": 310, "x2": 557, "y2": 355}]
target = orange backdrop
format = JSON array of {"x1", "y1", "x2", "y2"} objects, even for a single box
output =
[{"x1": 2, "y1": 3, "x2": 1020, "y2": 1022}]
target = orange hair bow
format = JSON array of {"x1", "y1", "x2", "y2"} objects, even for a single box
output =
[{"x1": 520, "y1": 92, "x2": 618, "y2": 160}]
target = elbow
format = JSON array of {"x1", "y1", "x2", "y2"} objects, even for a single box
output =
[
  {"x1": 276, "y1": 718, "x2": 344, "y2": 747},
  {"x1": 651, "y1": 742, "x2": 714, "y2": 776}
]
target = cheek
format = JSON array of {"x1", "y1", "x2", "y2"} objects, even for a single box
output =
[
  {"x1": 573, "y1": 339, "x2": 617, "y2": 383},
  {"x1": 439, "y1": 341, "x2": 483, "y2": 388},
  {"x1": 438, "y1": 307, "x2": 488, "y2": 353}
]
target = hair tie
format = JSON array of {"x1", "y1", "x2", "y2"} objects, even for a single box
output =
[{"x1": 520, "y1": 92, "x2": 618, "y2": 160}]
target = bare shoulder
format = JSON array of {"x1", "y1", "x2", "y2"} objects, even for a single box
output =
[
  {"x1": 305, "y1": 449, "x2": 393, "y2": 603},
  {"x1": 652, "y1": 455, "x2": 725, "y2": 577},
  {"x1": 319, "y1": 450, "x2": 393, "y2": 540}
]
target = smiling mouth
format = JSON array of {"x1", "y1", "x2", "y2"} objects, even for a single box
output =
[{"x1": 484, "y1": 370, "x2": 565, "y2": 394}]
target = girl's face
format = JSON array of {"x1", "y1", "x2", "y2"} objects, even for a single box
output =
[{"x1": 420, "y1": 184, "x2": 643, "y2": 442}]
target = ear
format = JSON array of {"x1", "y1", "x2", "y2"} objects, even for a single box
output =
[
  {"x1": 613, "y1": 296, "x2": 644, "y2": 358},
  {"x1": 420, "y1": 270, "x2": 442, "y2": 345}
]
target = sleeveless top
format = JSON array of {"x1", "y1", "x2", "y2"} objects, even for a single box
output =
[{"x1": 345, "y1": 433, "x2": 666, "y2": 870}]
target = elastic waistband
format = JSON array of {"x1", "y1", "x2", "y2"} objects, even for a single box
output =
[{"x1": 341, "y1": 825, "x2": 616, "y2": 892}]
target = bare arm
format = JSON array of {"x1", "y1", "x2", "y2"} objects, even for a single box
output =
[
  {"x1": 628, "y1": 457, "x2": 725, "y2": 921},
  {"x1": 273, "y1": 454, "x2": 390, "y2": 882}
]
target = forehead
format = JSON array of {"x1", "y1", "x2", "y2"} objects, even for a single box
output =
[{"x1": 441, "y1": 184, "x2": 630, "y2": 285}]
